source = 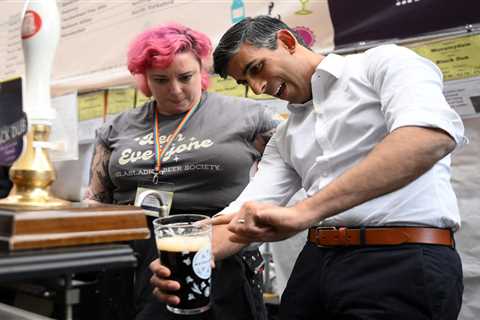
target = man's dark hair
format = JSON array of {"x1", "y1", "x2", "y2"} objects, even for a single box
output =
[{"x1": 213, "y1": 15, "x2": 306, "y2": 79}]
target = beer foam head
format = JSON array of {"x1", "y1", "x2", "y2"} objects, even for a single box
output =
[{"x1": 156, "y1": 235, "x2": 210, "y2": 252}]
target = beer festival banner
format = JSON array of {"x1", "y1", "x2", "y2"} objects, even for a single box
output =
[{"x1": 0, "y1": 1, "x2": 334, "y2": 93}]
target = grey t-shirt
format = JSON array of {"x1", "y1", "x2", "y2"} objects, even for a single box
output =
[{"x1": 97, "y1": 92, "x2": 277, "y2": 213}]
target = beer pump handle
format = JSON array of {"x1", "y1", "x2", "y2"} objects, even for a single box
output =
[{"x1": 21, "y1": 0, "x2": 61, "y2": 125}]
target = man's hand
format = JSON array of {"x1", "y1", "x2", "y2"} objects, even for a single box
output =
[
  {"x1": 212, "y1": 202, "x2": 312, "y2": 243},
  {"x1": 149, "y1": 259, "x2": 181, "y2": 305}
]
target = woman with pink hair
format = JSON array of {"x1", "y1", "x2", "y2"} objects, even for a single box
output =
[{"x1": 86, "y1": 23, "x2": 276, "y2": 320}]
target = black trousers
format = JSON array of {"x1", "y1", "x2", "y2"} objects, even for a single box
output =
[{"x1": 280, "y1": 242, "x2": 463, "y2": 320}]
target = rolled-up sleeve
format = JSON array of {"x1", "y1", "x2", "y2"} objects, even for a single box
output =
[{"x1": 366, "y1": 44, "x2": 466, "y2": 146}]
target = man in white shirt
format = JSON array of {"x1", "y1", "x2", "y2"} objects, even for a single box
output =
[{"x1": 150, "y1": 16, "x2": 465, "y2": 319}]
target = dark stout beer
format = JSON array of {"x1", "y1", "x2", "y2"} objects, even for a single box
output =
[{"x1": 157, "y1": 235, "x2": 211, "y2": 314}]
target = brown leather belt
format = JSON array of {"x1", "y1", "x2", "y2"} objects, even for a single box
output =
[{"x1": 308, "y1": 226, "x2": 454, "y2": 247}]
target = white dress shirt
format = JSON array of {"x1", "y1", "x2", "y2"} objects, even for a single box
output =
[{"x1": 223, "y1": 44, "x2": 466, "y2": 230}]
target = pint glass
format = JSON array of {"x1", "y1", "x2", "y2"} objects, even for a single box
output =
[{"x1": 153, "y1": 214, "x2": 212, "y2": 315}]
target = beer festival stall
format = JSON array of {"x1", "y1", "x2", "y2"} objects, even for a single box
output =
[{"x1": 1, "y1": 1, "x2": 479, "y2": 319}]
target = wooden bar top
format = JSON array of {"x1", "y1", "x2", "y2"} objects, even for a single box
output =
[{"x1": 0, "y1": 203, "x2": 149, "y2": 251}]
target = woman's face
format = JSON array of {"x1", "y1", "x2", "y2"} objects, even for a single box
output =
[{"x1": 146, "y1": 51, "x2": 203, "y2": 116}]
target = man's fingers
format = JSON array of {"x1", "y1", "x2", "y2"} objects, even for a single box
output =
[
  {"x1": 227, "y1": 218, "x2": 268, "y2": 236},
  {"x1": 230, "y1": 230, "x2": 279, "y2": 243},
  {"x1": 252, "y1": 207, "x2": 277, "y2": 227},
  {"x1": 236, "y1": 201, "x2": 275, "y2": 228},
  {"x1": 229, "y1": 229, "x2": 268, "y2": 244},
  {"x1": 229, "y1": 234, "x2": 254, "y2": 244},
  {"x1": 152, "y1": 287, "x2": 181, "y2": 305},
  {"x1": 210, "y1": 214, "x2": 233, "y2": 226}
]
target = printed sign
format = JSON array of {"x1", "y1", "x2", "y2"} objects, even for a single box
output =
[
  {"x1": 0, "y1": 77, "x2": 27, "y2": 166},
  {"x1": 409, "y1": 34, "x2": 480, "y2": 81}
]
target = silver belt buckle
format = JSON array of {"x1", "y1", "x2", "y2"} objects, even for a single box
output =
[
  {"x1": 315, "y1": 226, "x2": 353, "y2": 246},
  {"x1": 314, "y1": 226, "x2": 338, "y2": 231},
  {"x1": 310, "y1": 226, "x2": 337, "y2": 247}
]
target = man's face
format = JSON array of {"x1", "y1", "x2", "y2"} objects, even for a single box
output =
[{"x1": 226, "y1": 41, "x2": 312, "y2": 104}]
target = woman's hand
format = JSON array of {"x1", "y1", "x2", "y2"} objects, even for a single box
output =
[{"x1": 149, "y1": 259, "x2": 181, "y2": 305}]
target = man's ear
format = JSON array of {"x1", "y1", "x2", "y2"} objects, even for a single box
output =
[{"x1": 277, "y1": 29, "x2": 297, "y2": 54}]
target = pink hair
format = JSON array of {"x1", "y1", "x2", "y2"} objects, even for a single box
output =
[{"x1": 127, "y1": 23, "x2": 212, "y2": 97}]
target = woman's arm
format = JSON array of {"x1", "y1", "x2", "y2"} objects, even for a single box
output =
[
  {"x1": 212, "y1": 224, "x2": 246, "y2": 260},
  {"x1": 254, "y1": 127, "x2": 276, "y2": 154},
  {"x1": 84, "y1": 142, "x2": 114, "y2": 204}
]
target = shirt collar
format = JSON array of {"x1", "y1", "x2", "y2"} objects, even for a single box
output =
[
  {"x1": 286, "y1": 54, "x2": 345, "y2": 113},
  {"x1": 287, "y1": 99, "x2": 313, "y2": 113},
  {"x1": 315, "y1": 53, "x2": 345, "y2": 79}
]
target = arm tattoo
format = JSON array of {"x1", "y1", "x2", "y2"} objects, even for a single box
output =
[{"x1": 85, "y1": 142, "x2": 114, "y2": 203}]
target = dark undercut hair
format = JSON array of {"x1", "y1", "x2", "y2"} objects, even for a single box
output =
[{"x1": 213, "y1": 15, "x2": 306, "y2": 79}]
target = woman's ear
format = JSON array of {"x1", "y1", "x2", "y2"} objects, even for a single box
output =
[
  {"x1": 277, "y1": 29, "x2": 297, "y2": 54},
  {"x1": 134, "y1": 74, "x2": 152, "y2": 97}
]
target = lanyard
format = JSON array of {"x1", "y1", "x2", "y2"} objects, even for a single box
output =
[{"x1": 152, "y1": 102, "x2": 200, "y2": 184}]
